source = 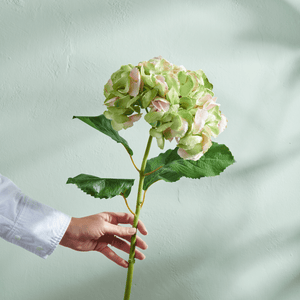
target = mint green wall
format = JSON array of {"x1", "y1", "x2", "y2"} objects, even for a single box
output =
[{"x1": 1, "y1": 1, "x2": 300, "y2": 299}]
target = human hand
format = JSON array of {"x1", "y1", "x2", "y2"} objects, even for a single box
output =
[{"x1": 59, "y1": 212, "x2": 148, "y2": 268}]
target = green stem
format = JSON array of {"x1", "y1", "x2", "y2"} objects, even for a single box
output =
[{"x1": 123, "y1": 135, "x2": 153, "y2": 300}]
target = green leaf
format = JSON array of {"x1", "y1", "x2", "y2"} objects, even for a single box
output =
[
  {"x1": 143, "y1": 142, "x2": 235, "y2": 190},
  {"x1": 67, "y1": 174, "x2": 135, "y2": 199},
  {"x1": 73, "y1": 114, "x2": 134, "y2": 155}
]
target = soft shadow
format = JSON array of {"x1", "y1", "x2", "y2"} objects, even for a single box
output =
[{"x1": 232, "y1": 0, "x2": 300, "y2": 87}]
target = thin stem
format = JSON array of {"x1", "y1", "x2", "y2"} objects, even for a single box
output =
[
  {"x1": 121, "y1": 193, "x2": 135, "y2": 216},
  {"x1": 141, "y1": 179, "x2": 161, "y2": 208},
  {"x1": 141, "y1": 190, "x2": 147, "y2": 208},
  {"x1": 144, "y1": 165, "x2": 163, "y2": 176},
  {"x1": 123, "y1": 135, "x2": 153, "y2": 300},
  {"x1": 122, "y1": 145, "x2": 140, "y2": 172}
]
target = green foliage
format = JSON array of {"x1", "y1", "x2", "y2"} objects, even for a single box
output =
[
  {"x1": 73, "y1": 114, "x2": 134, "y2": 155},
  {"x1": 143, "y1": 142, "x2": 235, "y2": 190},
  {"x1": 67, "y1": 174, "x2": 134, "y2": 199}
]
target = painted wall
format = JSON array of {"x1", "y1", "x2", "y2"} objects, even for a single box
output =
[{"x1": 1, "y1": 0, "x2": 300, "y2": 299}]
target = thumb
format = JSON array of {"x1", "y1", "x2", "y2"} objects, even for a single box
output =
[{"x1": 104, "y1": 223, "x2": 136, "y2": 237}]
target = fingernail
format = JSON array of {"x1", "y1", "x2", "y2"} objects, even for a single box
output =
[{"x1": 130, "y1": 228, "x2": 136, "y2": 234}]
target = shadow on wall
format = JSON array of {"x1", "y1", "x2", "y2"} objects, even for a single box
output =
[
  {"x1": 39, "y1": 252, "x2": 202, "y2": 300},
  {"x1": 232, "y1": 0, "x2": 300, "y2": 87},
  {"x1": 32, "y1": 217, "x2": 300, "y2": 300}
]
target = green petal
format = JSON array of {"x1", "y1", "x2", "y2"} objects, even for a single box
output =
[
  {"x1": 144, "y1": 111, "x2": 164, "y2": 123},
  {"x1": 180, "y1": 75, "x2": 194, "y2": 97},
  {"x1": 178, "y1": 71, "x2": 187, "y2": 85},
  {"x1": 180, "y1": 97, "x2": 196, "y2": 109},
  {"x1": 166, "y1": 86, "x2": 180, "y2": 105},
  {"x1": 141, "y1": 88, "x2": 158, "y2": 108}
]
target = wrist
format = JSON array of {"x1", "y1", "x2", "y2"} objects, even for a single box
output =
[{"x1": 59, "y1": 217, "x2": 78, "y2": 248}]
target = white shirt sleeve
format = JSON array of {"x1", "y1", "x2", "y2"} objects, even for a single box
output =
[{"x1": 0, "y1": 174, "x2": 71, "y2": 259}]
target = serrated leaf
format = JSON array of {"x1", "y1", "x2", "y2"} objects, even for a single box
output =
[
  {"x1": 67, "y1": 174, "x2": 135, "y2": 199},
  {"x1": 73, "y1": 114, "x2": 133, "y2": 155},
  {"x1": 143, "y1": 142, "x2": 235, "y2": 190}
]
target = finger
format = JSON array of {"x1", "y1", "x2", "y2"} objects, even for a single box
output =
[
  {"x1": 99, "y1": 246, "x2": 129, "y2": 268},
  {"x1": 105, "y1": 212, "x2": 148, "y2": 235},
  {"x1": 110, "y1": 236, "x2": 146, "y2": 260},
  {"x1": 136, "y1": 218, "x2": 148, "y2": 236},
  {"x1": 104, "y1": 223, "x2": 137, "y2": 237},
  {"x1": 121, "y1": 235, "x2": 148, "y2": 250}
]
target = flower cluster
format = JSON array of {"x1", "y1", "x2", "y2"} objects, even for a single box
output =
[{"x1": 103, "y1": 56, "x2": 227, "y2": 161}]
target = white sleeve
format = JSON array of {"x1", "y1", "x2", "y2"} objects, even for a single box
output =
[{"x1": 0, "y1": 174, "x2": 71, "y2": 259}]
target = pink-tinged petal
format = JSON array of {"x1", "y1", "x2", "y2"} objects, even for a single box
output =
[
  {"x1": 159, "y1": 100, "x2": 170, "y2": 112},
  {"x1": 177, "y1": 148, "x2": 203, "y2": 161},
  {"x1": 218, "y1": 114, "x2": 227, "y2": 134},
  {"x1": 196, "y1": 94, "x2": 212, "y2": 107},
  {"x1": 189, "y1": 152, "x2": 203, "y2": 161},
  {"x1": 181, "y1": 119, "x2": 189, "y2": 134},
  {"x1": 123, "y1": 114, "x2": 142, "y2": 129},
  {"x1": 175, "y1": 118, "x2": 189, "y2": 137},
  {"x1": 177, "y1": 148, "x2": 191, "y2": 159},
  {"x1": 155, "y1": 75, "x2": 169, "y2": 96},
  {"x1": 151, "y1": 56, "x2": 162, "y2": 65},
  {"x1": 128, "y1": 67, "x2": 141, "y2": 97},
  {"x1": 104, "y1": 79, "x2": 113, "y2": 91},
  {"x1": 201, "y1": 133, "x2": 212, "y2": 153},
  {"x1": 105, "y1": 96, "x2": 118, "y2": 107},
  {"x1": 204, "y1": 97, "x2": 220, "y2": 110},
  {"x1": 150, "y1": 97, "x2": 170, "y2": 112},
  {"x1": 140, "y1": 79, "x2": 144, "y2": 92},
  {"x1": 187, "y1": 72, "x2": 199, "y2": 92},
  {"x1": 172, "y1": 65, "x2": 187, "y2": 74},
  {"x1": 163, "y1": 117, "x2": 188, "y2": 141},
  {"x1": 193, "y1": 108, "x2": 209, "y2": 134},
  {"x1": 130, "y1": 114, "x2": 142, "y2": 123},
  {"x1": 162, "y1": 128, "x2": 174, "y2": 142}
]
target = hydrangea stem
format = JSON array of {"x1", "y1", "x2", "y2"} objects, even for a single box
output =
[{"x1": 123, "y1": 134, "x2": 153, "y2": 300}]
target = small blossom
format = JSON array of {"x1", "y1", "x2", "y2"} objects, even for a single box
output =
[
  {"x1": 197, "y1": 94, "x2": 219, "y2": 111},
  {"x1": 218, "y1": 114, "x2": 227, "y2": 134},
  {"x1": 154, "y1": 75, "x2": 169, "y2": 96},
  {"x1": 150, "y1": 97, "x2": 170, "y2": 113},
  {"x1": 193, "y1": 108, "x2": 209, "y2": 134},
  {"x1": 128, "y1": 68, "x2": 141, "y2": 97},
  {"x1": 104, "y1": 79, "x2": 113, "y2": 97},
  {"x1": 123, "y1": 114, "x2": 142, "y2": 129},
  {"x1": 105, "y1": 97, "x2": 118, "y2": 107},
  {"x1": 177, "y1": 148, "x2": 203, "y2": 161},
  {"x1": 164, "y1": 118, "x2": 188, "y2": 142}
]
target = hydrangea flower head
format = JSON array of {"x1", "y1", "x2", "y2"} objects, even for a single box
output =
[{"x1": 103, "y1": 56, "x2": 227, "y2": 160}]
